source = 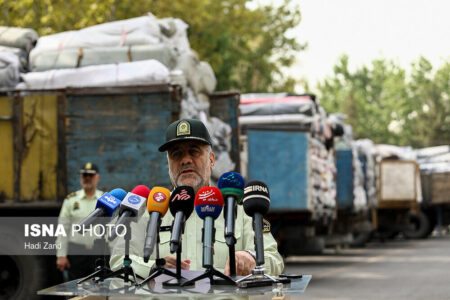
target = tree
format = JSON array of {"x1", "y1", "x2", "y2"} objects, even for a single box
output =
[
  {"x1": 317, "y1": 55, "x2": 449, "y2": 147},
  {"x1": 0, "y1": 0, "x2": 302, "y2": 92}
]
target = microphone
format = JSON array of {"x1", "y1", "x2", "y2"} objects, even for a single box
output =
[
  {"x1": 108, "y1": 185, "x2": 150, "y2": 241},
  {"x1": 242, "y1": 181, "x2": 270, "y2": 266},
  {"x1": 79, "y1": 188, "x2": 127, "y2": 227},
  {"x1": 169, "y1": 186, "x2": 195, "y2": 253},
  {"x1": 218, "y1": 172, "x2": 245, "y2": 246},
  {"x1": 143, "y1": 187, "x2": 171, "y2": 263},
  {"x1": 194, "y1": 186, "x2": 224, "y2": 267}
]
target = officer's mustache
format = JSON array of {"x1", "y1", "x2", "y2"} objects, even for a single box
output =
[{"x1": 176, "y1": 165, "x2": 201, "y2": 179}]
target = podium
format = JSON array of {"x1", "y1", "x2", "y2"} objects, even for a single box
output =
[{"x1": 38, "y1": 271, "x2": 311, "y2": 299}]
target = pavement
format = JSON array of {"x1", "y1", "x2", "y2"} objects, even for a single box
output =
[{"x1": 283, "y1": 234, "x2": 450, "y2": 300}]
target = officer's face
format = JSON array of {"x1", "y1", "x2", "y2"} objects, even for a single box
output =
[
  {"x1": 167, "y1": 141, "x2": 215, "y2": 193},
  {"x1": 80, "y1": 173, "x2": 100, "y2": 191}
]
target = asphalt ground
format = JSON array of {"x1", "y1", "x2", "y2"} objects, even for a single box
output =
[{"x1": 283, "y1": 234, "x2": 450, "y2": 300}]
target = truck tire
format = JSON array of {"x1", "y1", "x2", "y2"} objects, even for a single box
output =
[
  {"x1": 0, "y1": 227, "x2": 47, "y2": 300},
  {"x1": 351, "y1": 221, "x2": 373, "y2": 247},
  {"x1": 403, "y1": 211, "x2": 431, "y2": 239},
  {"x1": 0, "y1": 255, "x2": 47, "y2": 300}
]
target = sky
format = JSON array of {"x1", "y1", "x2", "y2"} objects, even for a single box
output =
[{"x1": 287, "y1": 0, "x2": 450, "y2": 90}]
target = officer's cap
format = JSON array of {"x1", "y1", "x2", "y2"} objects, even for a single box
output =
[
  {"x1": 79, "y1": 162, "x2": 99, "y2": 174},
  {"x1": 158, "y1": 119, "x2": 212, "y2": 152}
]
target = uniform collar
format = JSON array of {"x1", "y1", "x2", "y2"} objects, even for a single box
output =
[{"x1": 80, "y1": 189, "x2": 100, "y2": 200}]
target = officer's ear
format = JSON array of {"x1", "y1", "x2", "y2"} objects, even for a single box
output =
[
  {"x1": 95, "y1": 174, "x2": 100, "y2": 184},
  {"x1": 209, "y1": 151, "x2": 215, "y2": 170}
]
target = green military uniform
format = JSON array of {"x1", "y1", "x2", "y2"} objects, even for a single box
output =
[
  {"x1": 109, "y1": 204, "x2": 284, "y2": 278},
  {"x1": 56, "y1": 189, "x2": 104, "y2": 257}
]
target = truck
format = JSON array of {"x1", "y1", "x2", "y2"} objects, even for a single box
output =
[
  {"x1": 239, "y1": 94, "x2": 339, "y2": 255},
  {"x1": 417, "y1": 146, "x2": 450, "y2": 236},
  {"x1": 374, "y1": 159, "x2": 430, "y2": 239},
  {"x1": 0, "y1": 85, "x2": 240, "y2": 299}
]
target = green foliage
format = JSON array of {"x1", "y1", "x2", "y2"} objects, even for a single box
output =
[
  {"x1": 317, "y1": 55, "x2": 450, "y2": 147},
  {"x1": 0, "y1": 0, "x2": 302, "y2": 92}
]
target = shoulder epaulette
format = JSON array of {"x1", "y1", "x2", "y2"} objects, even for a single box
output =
[{"x1": 65, "y1": 192, "x2": 76, "y2": 199}]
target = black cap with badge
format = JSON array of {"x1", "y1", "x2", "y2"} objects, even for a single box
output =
[
  {"x1": 158, "y1": 119, "x2": 212, "y2": 152},
  {"x1": 79, "y1": 162, "x2": 99, "y2": 174}
]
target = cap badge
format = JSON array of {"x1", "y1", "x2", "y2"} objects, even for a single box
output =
[
  {"x1": 176, "y1": 121, "x2": 191, "y2": 136},
  {"x1": 86, "y1": 162, "x2": 92, "y2": 170}
]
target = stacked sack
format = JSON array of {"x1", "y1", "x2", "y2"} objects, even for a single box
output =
[
  {"x1": 330, "y1": 116, "x2": 369, "y2": 212},
  {"x1": 354, "y1": 139, "x2": 378, "y2": 208},
  {"x1": 240, "y1": 93, "x2": 337, "y2": 219},
  {"x1": 7, "y1": 13, "x2": 233, "y2": 179},
  {"x1": 0, "y1": 26, "x2": 38, "y2": 88},
  {"x1": 310, "y1": 138, "x2": 337, "y2": 220}
]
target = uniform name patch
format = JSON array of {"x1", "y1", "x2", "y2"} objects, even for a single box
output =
[
  {"x1": 263, "y1": 219, "x2": 271, "y2": 233},
  {"x1": 160, "y1": 226, "x2": 172, "y2": 232}
]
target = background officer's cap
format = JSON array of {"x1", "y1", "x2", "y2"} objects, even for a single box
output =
[
  {"x1": 79, "y1": 162, "x2": 99, "y2": 174},
  {"x1": 158, "y1": 118, "x2": 212, "y2": 152}
]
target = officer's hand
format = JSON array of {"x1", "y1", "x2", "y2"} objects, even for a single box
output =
[
  {"x1": 163, "y1": 255, "x2": 190, "y2": 270},
  {"x1": 56, "y1": 257, "x2": 70, "y2": 272},
  {"x1": 225, "y1": 251, "x2": 256, "y2": 276}
]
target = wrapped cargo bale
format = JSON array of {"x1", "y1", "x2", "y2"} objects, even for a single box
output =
[
  {"x1": 175, "y1": 52, "x2": 217, "y2": 95},
  {"x1": 20, "y1": 59, "x2": 170, "y2": 89},
  {"x1": 31, "y1": 44, "x2": 178, "y2": 71},
  {"x1": 0, "y1": 26, "x2": 38, "y2": 52},
  {"x1": 180, "y1": 88, "x2": 210, "y2": 119},
  {"x1": 158, "y1": 18, "x2": 190, "y2": 53},
  {"x1": 355, "y1": 139, "x2": 378, "y2": 207},
  {"x1": 374, "y1": 144, "x2": 416, "y2": 160},
  {"x1": 0, "y1": 52, "x2": 20, "y2": 88},
  {"x1": 240, "y1": 100, "x2": 315, "y2": 116},
  {"x1": 0, "y1": 45, "x2": 28, "y2": 72},
  {"x1": 352, "y1": 145, "x2": 368, "y2": 211},
  {"x1": 30, "y1": 15, "x2": 162, "y2": 60},
  {"x1": 310, "y1": 137, "x2": 337, "y2": 218},
  {"x1": 169, "y1": 69, "x2": 188, "y2": 91}
]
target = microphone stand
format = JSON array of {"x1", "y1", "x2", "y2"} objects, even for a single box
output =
[
  {"x1": 77, "y1": 220, "x2": 111, "y2": 284},
  {"x1": 139, "y1": 221, "x2": 178, "y2": 287},
  {"x1": 215, "y1": 202, "x2": 238, "y2": 285},
  {"x1": 96, "y1": 220, "x2": 143, "y2": 285},
  {"x1": 235, "y1": 214, "x2": 279, "y2": 288},
  {"x1": 182, "y1": 218, "x2": 235, "y2": 286},
  {"x1": 162, "y1": 243, "x2": 190, "y2": 286}
]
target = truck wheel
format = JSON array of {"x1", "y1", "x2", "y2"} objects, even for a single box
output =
[
  {"x1": 403, "y1": 211, "x2": 431, "y2": 239},
  {"x1": 351, "y1": 221, "x2": 373, "y2": 247},
  {"x1": 0, "y1": 255, "x2": 46, "y2": 300}
]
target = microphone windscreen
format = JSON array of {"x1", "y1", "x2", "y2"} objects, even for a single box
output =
[
  {"x1": 131, "y1": 185, "x2": 151, "y2": 198},
  {"x1": 243, "y1": 180, "x2": 270, "y2": 216},
  {"x1": 218, "y1": 172, "x2": 245, "y2": 203},
  {"x1": 147, "y1": 187, "x2": 170, "y2": 216},
  {"x1": 194, "y1": 187, "x2": 224, "y2": 220},
  {"x1": 109, "y1": 188, "x2": 127, "y2": 201},
  {"x1": 169, "y1": 186, "x2": 195, "y2": 219}
]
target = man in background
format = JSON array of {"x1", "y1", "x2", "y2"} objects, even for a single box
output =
[{"x1": 55, "y1": 162, "x2": 103, "y2": 280}]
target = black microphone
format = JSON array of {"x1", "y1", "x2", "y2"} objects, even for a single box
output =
[
  {"x1": 169, "y1": 186, "x2": 195, "y2": 253},
  {"x1": 218, "y1": 172, "x2": 246, "y2": 246},
  {"x1": 242, "y1": 181, "x2": 271, "y2": 266}
]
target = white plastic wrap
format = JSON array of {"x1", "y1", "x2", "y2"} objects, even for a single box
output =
[
  {"x1": 20, "y1": 59, "x2": 170, "y2": 89},
  {"x1": 30, "y1": 15, "x2": 161, "y2": 61},
  {"x1": 0, "y1": 52, "x2": 20, "y2": 88}
]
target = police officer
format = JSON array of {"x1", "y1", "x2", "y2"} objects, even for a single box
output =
[
  {"x1": 110, "y1": 119, "x2": 284, "y2": 278},
  {"x1": 55, "y1": 162, "x2": 104, "y2": 280}
]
